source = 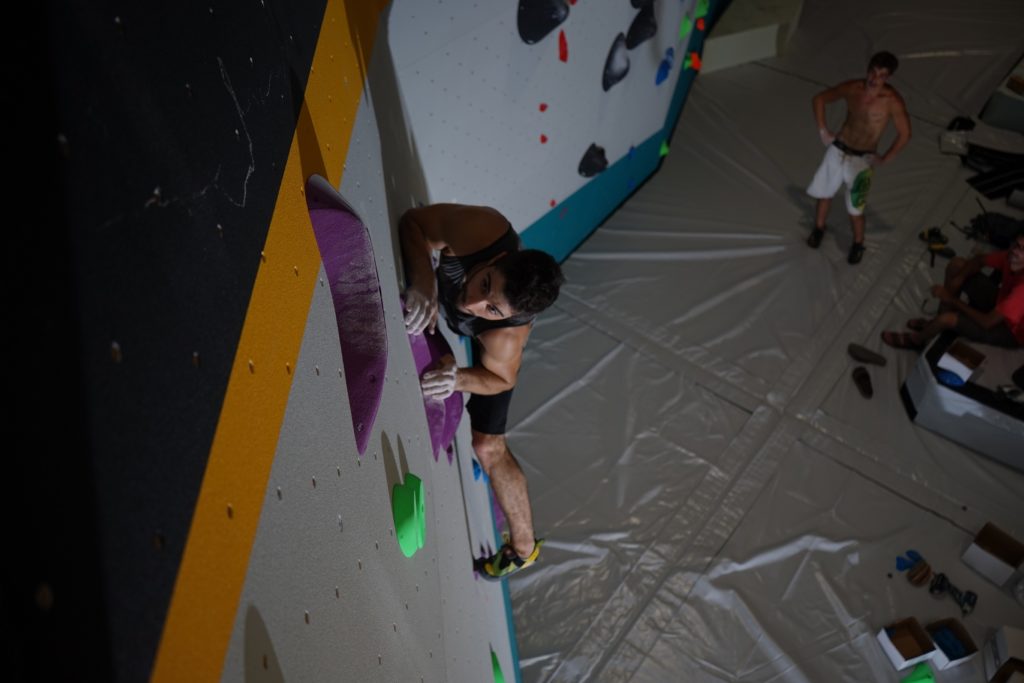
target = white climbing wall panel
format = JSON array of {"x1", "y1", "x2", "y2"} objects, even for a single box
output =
[
  {"x1": 217, "y1": 73, "x2": 516, "y2": 683},
  {"x1": 390, "y1": 0, "x2": 697, "y2": 227}
]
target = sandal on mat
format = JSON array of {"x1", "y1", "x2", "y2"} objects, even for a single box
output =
[
  {"x1": 852, "y1": 366, "x2": 874, "y2": 398},
  {"x1": 847, "y1": 343, "x2": 887, "y2": 367},
  {"x1": 881, "y1": 330, "x2": 923, "y2": 351}
]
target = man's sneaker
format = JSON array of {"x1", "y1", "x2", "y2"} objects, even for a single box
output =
[
  {"x1": 848, "y1": 241, "x2": 866, "y2": 264},
  {"x1": 477, "y1": 538, "x2": 544, "y2": 581},
  {"x1": 806, "y1": 226, "x2": 825, "y2": 248}
]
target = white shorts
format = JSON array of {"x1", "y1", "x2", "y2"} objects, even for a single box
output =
[{"x1": 806, "y1": 144, "x2": 874, "y2": 216}]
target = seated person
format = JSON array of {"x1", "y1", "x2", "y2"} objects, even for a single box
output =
[{"x1": 882, "y1": 227, "x2": 1024, "y2": 350}]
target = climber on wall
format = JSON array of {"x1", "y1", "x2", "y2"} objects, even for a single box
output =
[{"x1": 400, "y1": 203, "x2": 564, "y2": 579}]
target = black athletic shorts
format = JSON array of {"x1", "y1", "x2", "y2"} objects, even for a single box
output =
[
  {"x1": 954, "y1": 272, "x2": 1020, "y2": 347},
  {"x1": 466, "y1": 340, "x2": 513, "y2": 435}
]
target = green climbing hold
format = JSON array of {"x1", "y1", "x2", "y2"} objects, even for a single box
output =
[
  {"x1": 659, "y1": 141, "x2": 670, "y2": 157},
  {"x1": 900, "y1": 662, "x2": 935, "y2": 683},
  {"x1": 695, "y1": 0, "x2": 710, "y2": 19},
  {"x1": 678, "y1": 16, "x2": 693, "y2": 41},
  {"x1": 491, "y1": 649, "x2": 505, "y2": 683},
  {"x1": 392, "y1": 473, "x2": 426, "y2": 558}
]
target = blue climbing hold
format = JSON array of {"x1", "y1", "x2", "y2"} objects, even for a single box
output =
[
  {"x1": 896, "y1": 549, "x2": 923, "y2": 571},
  {"x1": 656, "y1": 47, "x2": 675, "y2": 85},
  {"x1": 472, "y1": 458, "x2": 482, "y2": 481}
]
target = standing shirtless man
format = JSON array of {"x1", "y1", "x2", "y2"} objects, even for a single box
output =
[{"x1": 805, "y1": 51, "x2": 911, "y2": 264}]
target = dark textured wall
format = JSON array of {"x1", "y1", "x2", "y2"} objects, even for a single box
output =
[{"x1": 14, "y1": 2, "x2": 327, "y2": 681}]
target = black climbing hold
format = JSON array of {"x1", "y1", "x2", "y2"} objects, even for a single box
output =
[
  {"x1": 578, "y1": 144, "x2": 608, "y2": 177},
  {"x1": 626, "y1": 3, "x2": 657, "y2": 49},
  {"x1": 602, "y1": 33, "x2": 629, "y2": 91},
  {"x1": 517, "y1": 0, "x2": 570, "y2": 45}
]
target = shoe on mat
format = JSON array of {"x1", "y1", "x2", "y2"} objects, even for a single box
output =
[
  {"x1": 906, "y1": 318, "x2": 928, "y2": 332},
  {"x1": 806, "y1": 226, "x2": 825, "y2": 248},
  {"x1": 852, "y1": 366, "x2": 873, "y2": 399},
  {"x1": 476, "y1": 539, "x2": 543, "y2": 581},
  {"x1": 848, "y1": 241, "x2": 866, "y2": 264},
  {"x1": 881, "y1": 330, "x2": 923, "y2": 351},
  {"x1": 847, "y1": 343, "x2": 887, "y2": 367},
  {"x1": 918, "y1": 226, "x2": 949, "y2": 245}
]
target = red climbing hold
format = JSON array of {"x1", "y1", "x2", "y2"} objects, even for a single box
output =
[
  {"x1": 690, "y1": 51, "x2": 702, "y2": 71},
  {"x1": 696, "y1": 17, "x2": 705, "y2": 31},
  {"x1": 539, "y1": 102, "x2": 548, "y2": 112},
  {"x1": 549, "y1": 199, "x2": 556, "y2": 207},
  {"x1": 540, "y1": 134, "x2": 548, "y2": 144},
  {"x1": 558, "y1": 30, "x2": 568, "y2": 62}
]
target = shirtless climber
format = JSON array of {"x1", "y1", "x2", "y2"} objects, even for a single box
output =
[
  {"x1": 400, "y1": 203, "x2": 564, "y2": 579},
  {"x1": 805, "y1": 51, "x2": 912, "y2": 264}
]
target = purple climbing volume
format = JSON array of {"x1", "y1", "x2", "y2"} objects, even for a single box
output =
[
  {"x1": 306, "y1": 175, "x2": 387, "y2": 456},
  {"x1": 408, "y1": 328, "x2": 463, "y2": 462}
]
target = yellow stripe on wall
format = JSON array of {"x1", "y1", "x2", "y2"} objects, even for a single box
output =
[{"x1": 151, "y1": 1, "x2": 388, "y2": 680}]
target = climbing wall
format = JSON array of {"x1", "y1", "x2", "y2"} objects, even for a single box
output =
[
  {"x1": 389, "y1": 0, "x2": 711, "y2": 259},
  {"x1": 25, "y1": 1, "x2": 722, "y2": 681}
]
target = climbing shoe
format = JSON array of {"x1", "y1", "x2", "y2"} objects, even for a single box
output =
[{"x1": 477, "y1": 538, "x2": 544, "y2": 581}]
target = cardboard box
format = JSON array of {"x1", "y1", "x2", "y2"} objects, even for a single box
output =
[
  {"x1": 983, "y1": 626, "x2": 1024, "y2": 683},
  {"x1": 963, "y1": 523, "x2": 1024, "y2": 588},
  {"x1": 937, "y1": 338, "x2": 985, "y2": 382},
  {"x1": 926, "y1": 618, "x2": 978, "y2": 670},
  {"x1": 877, "y1": 618, "x2": 936, "y2": 671}
]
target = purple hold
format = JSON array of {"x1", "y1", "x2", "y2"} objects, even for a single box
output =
[
  {"x1": 408, "y1": 324, "x2": 464, "y2": 462},
  {"x1": 306, "y1": 175, "x2": 386, "y2": 457}
]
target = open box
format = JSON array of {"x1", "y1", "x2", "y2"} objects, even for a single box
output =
[
  {"x1": 877, "y1": 618, "x2": 936, "y2": 671},
  {"x1": 963, "y1": 523, "x2": 1024, "y2": 588},
  {"x1": 926, "y1": 618, "x2": 978, "y2": 670},
  {"x1": 983, "y1": 626, "x2": 1024, "y2": 683}
]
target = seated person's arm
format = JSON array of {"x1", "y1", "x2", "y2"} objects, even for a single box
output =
[
  {"x1": 945, "y1": 254, "x2": 986, "y2": 292},
  {"x1": 455, "y1": 325, "x2": 530, "y2": 396},
  {"x1": 933, "y1": 255, "x2": 1006, "y2": 330},
  {"x1": 949, "y1": 300, "x2": 1006, "y2": 330}
]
